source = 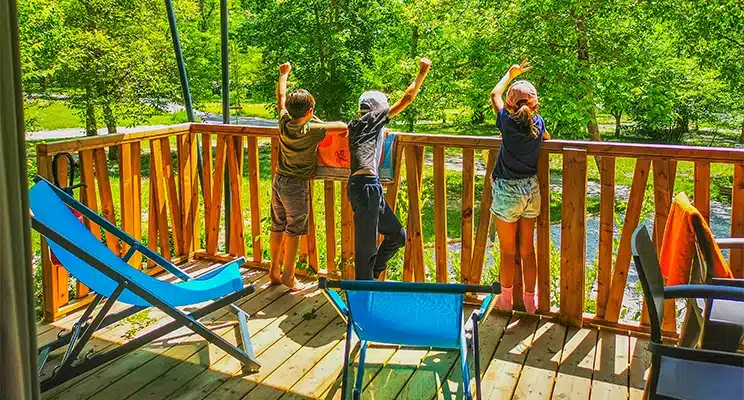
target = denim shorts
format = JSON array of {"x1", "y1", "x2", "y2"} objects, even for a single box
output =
[
  {"x1": 490, "y1": 175, "x2": 540, "y2": 223},
  {"x1": 271, "y1": 174, "x2": 310, "y2": 236}
]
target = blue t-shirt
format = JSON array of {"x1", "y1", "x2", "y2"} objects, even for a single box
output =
[{"x1": 491, "y1": 108, "x2": 546, "y2": 180}]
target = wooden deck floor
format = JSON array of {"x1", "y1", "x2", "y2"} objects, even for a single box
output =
[{"x1": 37, "y1": 263, "x2": 652, "y2": 399}]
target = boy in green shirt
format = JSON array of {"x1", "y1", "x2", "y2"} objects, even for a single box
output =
[{"x1": 270, "y1": 62, "x2": 347, "y2": 290}]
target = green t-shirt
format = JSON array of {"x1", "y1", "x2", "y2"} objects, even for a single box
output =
[{"x1": 277, "y1": 109, "x2": 327, "y2": 179}]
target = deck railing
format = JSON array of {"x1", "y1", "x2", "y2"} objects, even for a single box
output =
[{"x1": 36, "y1": 124, "x2": 744, "y2": 335}]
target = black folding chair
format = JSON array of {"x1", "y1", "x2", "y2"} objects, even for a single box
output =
[{"x1": 632, "y1": 225, "x2": 744, "y2": 399}]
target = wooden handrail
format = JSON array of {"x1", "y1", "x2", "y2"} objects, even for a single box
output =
[
  {"x1": 37, "y1": 124, "x2": 191, "y2": 155},
  {"x1": 394, "y1": 132, "x2": 744, "y2": 163}
]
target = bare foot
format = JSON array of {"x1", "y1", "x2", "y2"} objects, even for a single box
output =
[
  {"x1": 281, "y1": 275, "x2": 304, "y2": 292},
  {"x1": 269, "y1": 269, "x2": 282, "y2": 286}
]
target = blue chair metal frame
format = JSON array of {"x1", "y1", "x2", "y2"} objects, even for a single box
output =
[
  {"x1": 319, "y1": 277, "x2": 499, "y2": 400},
  {"x1": 31, "y1": 176, "x2": 261, "y2": 392},
  {"x1": 632, "y1": 225, "x2": 744, "y2": 399}
]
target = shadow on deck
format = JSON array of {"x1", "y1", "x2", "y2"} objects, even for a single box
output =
[{"x1": 37, "y1": 262, "x2": 651, "y2": 400}]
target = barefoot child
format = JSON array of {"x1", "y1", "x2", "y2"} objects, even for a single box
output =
[
  {"x1": 347, "y1": 58, "x2": 432, "y2": 280},
  {"x1": 489, "y1": 59, "x2": 550, "y2": 313},
  {"x1": 270, "y1": 62, "x2": 348, "y2": 290}
]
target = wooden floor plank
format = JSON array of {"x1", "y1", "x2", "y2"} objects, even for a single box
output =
[
  {"x1": 279, "y1": 331, "x2": 361, "y2": 400},
  {"x1": 590, "y1": 330, "x2": 630, "y2": 400},
  {"x1": 628, "y1": 336, "x2": 651, "y2": 400},
  {"x1": 157, "y1": 287, "x2": 312, "y2": 400},
  {"x1": 359, "y1": 346, "x2": 430, "y2": 400},
  {"x1": 204, "y1": 300, "x2": 338, "y2": 399},
  {"x1": 480, "y1": 314, "x2": 540, "y2": 399},
  {"x1": 512, "y1": 320, "x2": 567, "y2": 400},
  {"x1": 316, "y1": 342, "x2": 398, "y2": 400},
  {"x1": 551, "y1": 327, "x2": 598, "y2": 400},
  {"x1": 397, "y1": 348, "x2": 459, "y2": 400},
  {"x1": 245, "y1": 317, "x2": 346, "y2": 399},
  {"x1": 45, "y1": 268, "x2": 266, "y2": 399},
  {"x1": 437, "y1": 312, "x2": 511, "y2": 400},
  {"x1": 86, "y1": 280, "x2": 288, "y2": 400}
]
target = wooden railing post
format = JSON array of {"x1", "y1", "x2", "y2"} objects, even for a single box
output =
[
  {"x1": 340, "y1": 181, "x2": 355, "y2": 280},
  {"x1": 38, "y1": 151, "x2": 67, "y2": 321},
  {"x1": 461, "y1": 148, "x2": 475, "y2": 284},
  {"x1": 226, "y1": 136, "x2": 246, "y2": 257},
  {"x1": 467, "y1": 149, "x2": 498, "y2": 285},
  {"x1": 324, "y1": 181, "x2": 338, "y2": 277},
  {"x1": 403, "y1": 145, "x2": 425, "y2": 282},
  {"x1": 246, "y1": 137, "x2": 263, "y2": 262},
  {"x1": 731, "y1": 164, "x2": 744, "y2": 277},
  {"x1": 559, "y1": 148, "x2": 588, "y2": 327},
  {"x1": 433, "y1": 146, "x2": 448, "y2": 283},
  {"x1": 605, "y1": 158, "x2": 651, "y2": 322},
  {"x1": 693, "y1": 162, "x2": 711, "y2": 223},
  {"x1": 596, "y1": 157, "x2": 615, "y2": 319},
  {"x1": 536, "y1": 152, "x2": 551, "y2": 312}
]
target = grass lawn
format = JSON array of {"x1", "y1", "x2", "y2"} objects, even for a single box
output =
[
  {"x1": 25, "y1": 100, "x2": 194, "y2": 132},
  {"x1": 199, "y1": 102, "x2": 274, "y2": 119}
]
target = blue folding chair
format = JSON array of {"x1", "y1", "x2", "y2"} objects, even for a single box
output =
[
  {"x1": 319, "y1": 278, "x2": 500, "y2": 400},
  {"x1": 30, "y1": 177, "x2": 260, "y2": 392}
]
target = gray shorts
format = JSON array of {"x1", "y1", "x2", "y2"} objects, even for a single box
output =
[
  {"x1": 490, "y1": 175, "x2": 540, "y2": 223},
  {"x1": 271, "y1": 174, "x2": 310, "y2": 236}
]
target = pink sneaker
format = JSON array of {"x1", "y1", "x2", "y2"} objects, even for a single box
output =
[
  {"x1": 523, "y1": 291, "x2": 537, "y2": 314},
  {"x1": 494, "y1": 286, "x2": 513, "y2": 312}
]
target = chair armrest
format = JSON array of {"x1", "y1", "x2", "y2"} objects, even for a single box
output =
[
  {"x1": 648, "y1": 341, "x2": 744, "y2": 368},
  {"x1": 710, "y1": 278, "x2": 744, "y2": 288},
  {"x1": 716, "y1": 238, "x2": 744, "y2": 249},
  {"x1": 472, "y1": 293, "x2": 496, "y2": 324},
  {"x1": 664, "y1": 284, "x2": 744, "y2": 302}
]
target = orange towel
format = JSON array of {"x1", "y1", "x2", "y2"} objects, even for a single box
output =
[{"x1": 659, "y1": 193, "x2": 733, "y2": 286}]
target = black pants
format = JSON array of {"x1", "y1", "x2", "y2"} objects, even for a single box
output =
[{"x1": 347, "y1": 175, "x2": 406, "y2": 280}]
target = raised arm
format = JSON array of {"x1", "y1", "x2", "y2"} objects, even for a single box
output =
[
  {"x1": 277, "y1": 62, "x2": 291, "y2": 113},
  {"x1": 490, "y1": 58, "x2": 532, "y2": 113},
  {"x1": 389, "y1": 58, "x2": 432, "y2": 119}
]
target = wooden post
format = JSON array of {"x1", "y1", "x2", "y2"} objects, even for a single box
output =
[
  {"x1": 605, "y1": 158, "x2": 651, "y2": 322},
  {"x1": 159, "y1": 137, "x2": 183, "y2": 256},
  {"x1": 324, "y1": 181, "x2": 338, "y2": 277},
  {"x1": 305, "y1": 183, "x2": 319, "y2": 273},
  {"x1": 119, "y1": 143, "x2": 142, "y2": 267},
  {"x1": 246, "y1": 137, "x2": 263, "y2": 262},
  {"x1": 38, "y1": 152, "x2": 68, "y2": 320},
  {"x1": 404, "y1": 145, "x2": 425, "y2": 282},
  {"x1": 206, "y1": 136, "x2": 227, "y2": 255},
  {"x1": 340, "y1": 182, "x2": 355, "y2": 280},
  {"x1": 596, "y1": 157, "x2": 615, "y2": 319},
  {"x1": 461, "y1": 148, "x2": 475, "y2": 284},
  {"x1": 652, "y1": 160, "x2": 678, "y2": 332},
  {"x1": 559, "y1": 148, "x2": 588, "y2": 327},
  {"x1": 201, "y1": 133, "x2": 213, "y2": 250},
  {"x1": 731, "y1": 164, "x2": 744, "y2": 277},
  {"x1": 77, "y1": 150, "x2": 101, "y2": 297},
  {"x1": 468, "y1": 149, "x2": 498, "y2": 285},
  {"x1": 178, "y1": 134, "x2": 195, "y2": 253},
  {"x1": 94, "y1": 148, "x2": 120, "y2": 255},
  {"x1": 433, "y1": 146, "x2": 448, "y2": 283},
  {"x1": 536, "y1": 152, "x2": 551, "y2": 312},
  {"x1": 189, "y1": 133, "x2": 200, "y2": 250},
  {"x1": 149, "y1": 140, "x2": 171, "y2": 260},
  {"x1": 226, "y1": 136, "x2": 246, "y2": 256},
  {"x1": 694, "y1": 162, "x2": 711, "y2": 223}
]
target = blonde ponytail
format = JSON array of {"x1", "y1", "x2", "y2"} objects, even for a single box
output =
[{"x1": 510, "y1": 104, "x2": 539, "y2": 138}]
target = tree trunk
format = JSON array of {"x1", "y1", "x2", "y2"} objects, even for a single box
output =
[
  {"x1": 614, "y1": 112, "x2": 622, "y2": 137},
  {"x1": 85, "y1": 87, "x2": 97, "y2": 137},
  {"x1": 574, "y1": 10, "x2": 602, "y2": 173},
  {"x1": 406, "y1": 26, "x2": 420, "y2": 132},
  {"x1": 103, "y1": 102, "x2": 119, "y2": 161}
]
